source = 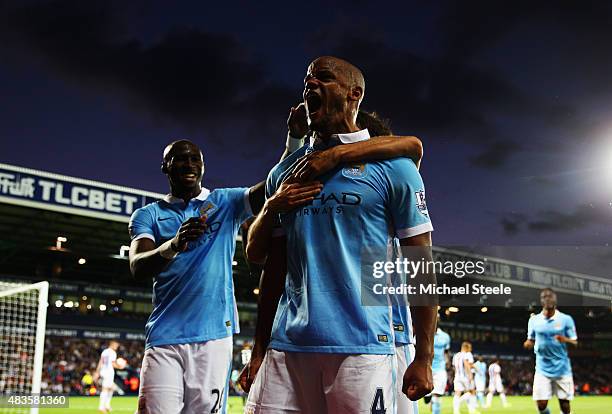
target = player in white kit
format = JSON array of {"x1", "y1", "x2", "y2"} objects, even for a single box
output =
[
  {"x1": 94, "y1": 340, "x2": 122, "y2": 414},
  {"x1": 452, "y1": 342, "x2": 479, "y2": 414},
  {"x1": 485, "y1": 358, "x2": 509, "y2": 408}
]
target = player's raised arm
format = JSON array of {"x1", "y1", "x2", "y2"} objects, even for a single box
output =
[{"x1": 128, "y1": 215, "x2": 206, "y2": 280}]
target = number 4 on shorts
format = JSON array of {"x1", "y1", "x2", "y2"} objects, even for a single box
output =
[{"x1": 370, "y1": 387, "x2": 386, "y2": 414}]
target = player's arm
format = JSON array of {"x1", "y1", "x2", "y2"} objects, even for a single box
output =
[
  {"x1": 238, "y1": 236, "x2": 287, "y2": 392},
  {"x1": 129, "y1": 216, "x2": 207, "y2": 280},
  {"x1": 524, "y1": 317, "x2": 536, "y2": 349},
  {"x1": 400, "y1": 232, "x2": 437, "y2": 401},
  {"x1": 465, "y1": 359, "x2": 474, "y2": 380},
  {"x1": 290, "y1": 135, "x2": 423, "y2": 182},
  {"x1": 556, "y1": 316, "x2": 579, "y2": 346},
  {"x1": 281, "y1": 104, "x2": 309, "y2": 161},
  {"x1": 93, "y1": 357, "x2": 102, "y2": 381},
  {"x1": 245, "y1": 180, "x2": 322, "y2": 264},
  {"x1": 248, "y1": 181, "x2": 266, "y2": 215}
]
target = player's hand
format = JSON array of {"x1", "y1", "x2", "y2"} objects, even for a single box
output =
[
  {"x1": 402, "y1": 358, "x2": 433, "y2": 401},
  {"x1": 289, "y1": 148, "x2": 342, "y2": 182},
  {"x1": 92, "y1": 372, "x2": 99, "y2": 383},
  {"x1": 523, "y1": 339, "x2": 534, "y2": 349},
  {"x1": 238, "y1": 355, "x2": 263, "y2": 393},
  {"x1": 171, "y1": 216, "x2": 207, "y2": 251},
  {"x1": 266, "y1": 181, "x2": 323, "y2": 214},
  {"x1": 554, "y1": 335, "x2": 570, "y2": 343},
  {"x1": 287, "y1": 103, "x2": 308, "y2": 139}
]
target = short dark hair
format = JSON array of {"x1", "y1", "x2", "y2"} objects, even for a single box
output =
[{"x1": 357, "y1": 110, "x2": 392, "y2": 136}]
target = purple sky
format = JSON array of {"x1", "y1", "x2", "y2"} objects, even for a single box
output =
[{"x1": 1, "y1": 0, "x2": 611, "y2": 256}]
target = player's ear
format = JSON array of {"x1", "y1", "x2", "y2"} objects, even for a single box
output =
[
  {"x1": 161, "y1": 161, "x2": 168, "y2": 174},
  {"x1": 348, "y1": 86, "x2": 363, "y2": 102}
]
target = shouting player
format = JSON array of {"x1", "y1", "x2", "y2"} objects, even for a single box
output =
[
  {"x1": 524, "y1": 288, "x2": 578, "y2": 414},
  {"x1": 93, "y1": 340, "x2": 122, "y2": 414},
  {"x1": 244, "y1": 56, "x2": 436, "y2": 413},
  {"x1": 485, "y1": 358, "x2": 509, "y2": 408}
]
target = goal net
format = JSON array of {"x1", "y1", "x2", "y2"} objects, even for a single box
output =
[{"x1": 0, "y1": 281, "x2": 48, "y2": 414}]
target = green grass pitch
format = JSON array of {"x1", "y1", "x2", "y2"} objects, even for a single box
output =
[{"x1": 31, "y1": 395, "x2": 611, "y2": 413}]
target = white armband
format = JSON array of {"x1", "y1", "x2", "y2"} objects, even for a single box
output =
[
  {"x1": 159, "y1": 239, "x2": 179, "y2": 260},
  {"x1": 286, "y1": 133, "x2": 305, "y2": 152}
]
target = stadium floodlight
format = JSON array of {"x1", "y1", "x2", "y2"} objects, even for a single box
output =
[
  {"x1": 78, "y1": 258, "x2": 86, "y2": 265},
  {"x1": 448, "y1": 306, "x2": 459, "y2": 313},
  {"x1": 55, "y1": 236, "x2": 67, "y2": 249},
  {"x1": 54, "y1": 300, "x2": 63, "y2": 307},
  {"x1": 99, "y1": 304, "x2": 107, "y2": 311},
  {"x1": 232, "y1": 260, "x2": 238, "y2": 266},
  {"x1": 63, "y1": 301, "x2": 73, "y2": 308},
  {"x1": 253, "y1": 288, "x2": 260, "y2": 295},
  {"x1": 481, "y1": 306, "x2": 488, "y2": 313},
  {"x1": 0, "y1": 281, "x2": 49, "y2": 414}
]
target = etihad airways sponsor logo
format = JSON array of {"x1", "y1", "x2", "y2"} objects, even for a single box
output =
[{"x1": 295, "y1": 191, "x2": 361, "y2": 216}]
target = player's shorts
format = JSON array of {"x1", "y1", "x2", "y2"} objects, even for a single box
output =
[
  {"x1": 100, "y1": 373, "x2": 115, "y2": 389},
  {"x1": 488, "y1": 377, "x2": 503, "y2": 394},
  {"x1": 137, "y1": 336, "x2": 233, "y2": 414},
  {"x1": 245, "y1": 349, "x2": 396, "y2": 414},
  {"x1": 453, "y1": 377, "x2": 474, "y2": 393},
  {"x1": 431, "y1": 370, "x2": 448, "y2": 395},
  {"x1": 396, "y1": 344, "x2": 419, "y2": 414},
  {"x1": 475, "y1": 378, "x2": 486, "y2": 393},
  {"x1": 532, "y1": 372, "x2": 574, "y2": 401}
]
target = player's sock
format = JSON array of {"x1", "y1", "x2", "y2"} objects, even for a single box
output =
[
  {"x1": 453, "y1": 395, "x2": 461, "y2": 414},
  {"x1": 500, "y1": 392, "x2": 508, "y2": 407},
  {"x1": 468, "y1": 394, "x2": 479, "y2": 413},
  {"x1": 538, "y1": 408, "x2": 550, "y2": 414},
  {"x1": 98, "y1": 390, "x2": 108, "y2": 411},
  {"x1": 432, "y1": 395, "x2": 441, "y2": 414},
  {"x1": 477, "y1": 391, "x2": 485, "y2": 406},
  {"x1": 105, "y1": 390, "x2": 113, "y2": 410},
  {"x1": 486, "y1": 392, "x2": 493, "y2": 407}
]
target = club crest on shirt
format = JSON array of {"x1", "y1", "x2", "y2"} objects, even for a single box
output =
[
  {"x1": 199, "y1": 201, "x2": 217, "y2": 218},
  {"x1": 342, "y1": 163, "x2": 366, "y2": 178},
  {"x1": 555, "y1": 322, "x2": 562, "y2": 330},
  {"x1": 415, "y1": 189, "x2": 428, "y2": 216}
]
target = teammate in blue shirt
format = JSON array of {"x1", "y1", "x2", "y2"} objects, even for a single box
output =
[
  {"x1": 524, "y1": 288, "x2": 578, "y2": 414},
  {"x1": 128, "y1": 139, "x2": 268, "y2": 413},
  {"x1": 244, "y1": 56, "x2": 437, "y2": 414},
  {"x1": 473, "y1": 357, "x2": 487, "y2": 407},
  {"x1": 425, "y1": 321, "x2": 451, "y2": 414}
]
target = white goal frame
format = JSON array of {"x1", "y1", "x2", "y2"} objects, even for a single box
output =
[{"x1": 0, "y1": 281, "x2": 49, "y2": 414}]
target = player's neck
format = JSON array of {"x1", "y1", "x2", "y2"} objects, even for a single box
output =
[
  {"x1": 171, "y1": 185, "x2": 202, "y2": 204},
  {"x1": 542, "y1": 307, "x2": 556, "y2": 318},
  {"x1": 314, "y1": 117, "x2": 359, "y2": 142}
]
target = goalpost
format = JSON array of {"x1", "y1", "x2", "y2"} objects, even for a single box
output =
[{"x1": 0, "y1": 281, "x2": 49, "y2": 414}]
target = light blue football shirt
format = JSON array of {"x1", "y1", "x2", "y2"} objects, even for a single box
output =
[
  {"x1": 129, "y1": 187, "x2": 252, "y2": 349},
  {"x1": 474, "y1": 360, "x2": 487, "y2": 385},
  {"x1": 432, "y1": 328, "x2": 451, "y2": 373},
  {"x1": 267, "y1": 129, "x2": 433, "y2": 354},
  {"x1": 527, "y1": 309, "x2": 577, "y2": 377}
]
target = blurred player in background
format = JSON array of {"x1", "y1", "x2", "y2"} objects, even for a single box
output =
[
  {"x1": 524, "y1": 288, "x2": 578, "y2": 414},
  {"x1": 485, "y1": 358, "x2": 509, "y2": 408},
  {"x1": 424, "y1": 319, "x2": 451, "y2": 414},
  {"x1": 473, "y1": 356, "x2": 487, "y2": 407},
  {"x1": 93, "y1": 340, "x2": 123, "y2": 414},
  {"x1": 128, "y1": 140, "x2": 266, "y2": 413},
  {"x1": 452, "y1": 341, "x2": 479, "y2": 414},
  {"x1": 244, "y1": 56, "x2": 436, "y2": 413}
]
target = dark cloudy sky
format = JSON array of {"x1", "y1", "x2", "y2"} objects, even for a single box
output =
[{"x1": 1, "y1": 0, "x2": 611, "y2": 260}]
